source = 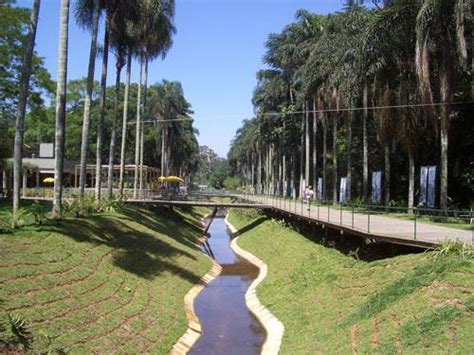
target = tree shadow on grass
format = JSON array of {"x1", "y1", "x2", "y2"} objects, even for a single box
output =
[
  {"x1": 117, "y1": 204, "x2": 203, "y2": 249},
  {"x1": 233, "y1": 217, "x2": 267, "y2": 237},
  {"x1": 40, "y1": 205, "x2": 205, "y2": 283}
]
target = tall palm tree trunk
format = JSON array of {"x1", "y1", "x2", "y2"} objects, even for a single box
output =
[
  {"x1": 270, "y1": 144, "x2": 274, "y2": 194},
  {"x1": 332, "y1": 115, "x2": 338, "y2": 204},
  {"x1": 362, "y1": 81, "x2": 369, "y2": 202},
  {"x1": 95, "y1": 14, "x2": 109, "y2": 200},
  {"x1": 322, "y1": 117, "x2": 327, "y2": 200},
  {"x1": 282, "y1": 120, "x2": 286, "y2": 196},
  {"x1": 282, "y1": 152, "x2": 286, "y2": 196},
  {"x1": 384, "y1": 143, "x2": 390, "y2": 205},
  {"x1": 257, "y1": 147, "x2": 262, "y2": 193},
  {"x1": 292, "y1": 153, "x2": 297, "y2": 199},
  {"x1": 408, "y1": 151, "x2": 415, "y2": 212},
  {"x1": 119, "y1": 51, "x2": 132, "y2": 197},
  {"x1": 161, "y1": 124, "x2": 166, "y2": 176},
  {"x1": 312, "y1": 100, "x2": 318, "y2": 191},
  {"x1": 299, "y1": 103, "x2": 305, "y2": 197},
  {"x1": 305, "y1": 101, "x2": 310, "y2": 188},
  {"x1": 78, "y1": 0, "x2": 100, "y2": 197},
  {"x1": 13, "y1": 0, "x2": 41, "y2": 227},
  {"x1": 346, "y1": 108, "x2": 353, "y2": 203},
  {"x1": 52, "y1": 0, "x2": 69, "y2": 219},
  {"x1": 332, "y1": 91, "x2": 339, "y2": 204},
  {"x1": 106, "y1": 62, "x2": 122, "y2": 199},
  {"x1": 133, "y1": 58, "x2": 143, "y2": 198},
  {"x1": 139, "y1": 57, "x2": 148, "y2": 191},
  {"x1": 251, "y1": 157, "x2": 255, "y2": 190},
  {"x1": 439, "y1": 44, "x2": 453, "y2": 210}
]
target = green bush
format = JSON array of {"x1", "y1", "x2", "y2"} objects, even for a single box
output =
[
  {"x1": 31, "y1": 200, "x2": 47, "y2": 225},
  {"x1": 223, "y1": 176, "x2": 241, "y2": 190},
  {"x1": 8, "y1": 208, "x2": 29, "y2": 228},
  {"x1": 63, "y1": 194, "x2": 121, "y2": 217},
  {"x1": 0, "y1": 313, "x2": 33, "y2": 352},
  {"x1": 432, "y1": 240, "x2": 474, "y2": 260}
]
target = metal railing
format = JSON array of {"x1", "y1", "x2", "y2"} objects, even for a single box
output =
[{"x1": 232, "y1": 191, "x2": 474, "y2": 244}]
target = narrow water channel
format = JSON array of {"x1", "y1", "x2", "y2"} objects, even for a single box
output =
[{"x1": 189, "y1": 211, "x2": 266, "y2": 355}]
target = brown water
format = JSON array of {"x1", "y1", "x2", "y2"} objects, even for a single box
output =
[{"x1": 189, "y1": 216, "x2": 266, "y2": 355}]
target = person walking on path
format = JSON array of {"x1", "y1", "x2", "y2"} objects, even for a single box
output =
[{"x1": 306, "y1": 185, "x2": 314, "y2": 211}]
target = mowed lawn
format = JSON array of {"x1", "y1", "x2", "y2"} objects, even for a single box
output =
[
  {"x1": 229, "y1": 210, "x2": 474, "y2": 354},
  {"x1": 0, "y1": 201, "x2": 211, "y2": 353}
]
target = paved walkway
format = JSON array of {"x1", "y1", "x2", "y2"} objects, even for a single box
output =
[{"x1": 241, "y1": 195, "x2": 473, "y2": 247}]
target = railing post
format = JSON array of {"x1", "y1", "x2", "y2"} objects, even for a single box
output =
[
  {"x1": 317, "y1": 202, "x2": 320, "y2": 219},
  {"x1": 328, "y1": 204, "x2": 330, "y2": 222},
  {"x1": 471, "y1": 208, "x2": 473, "y2": 243},
  {"x1": 368, "y1": 206, "x2": 371, "y2": 233},
  {"x1": 351, "y1": 205, "x2": 354, "y2": 228},
  {"x1": 414, "y1": 207, "x2": 417, "y2": 240},
  {"x1": 340, "y1": 203, "x2": 343, "y2": 225}
]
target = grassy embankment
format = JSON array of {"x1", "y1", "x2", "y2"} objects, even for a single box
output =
[
  {"x1": 229, "y1": 209, "x2": 474, "y2": 354},
  {"x1": 0, "y1": 200, "x2": 211, "y2": 353}
]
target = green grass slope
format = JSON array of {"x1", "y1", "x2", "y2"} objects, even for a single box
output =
[
  {"x1": 229, "y1": 210, "x2": 474, "y2": 354},
  {"x1": 0, "y1": 201, "x2": 211, "y2": 353}
]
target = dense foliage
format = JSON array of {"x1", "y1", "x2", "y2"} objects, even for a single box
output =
[
  {"x1": 229, "y1": 1, "x2": 473, "y2": 209},
  {"x1": 1, "y1": 1, "x2": 200, "y2": 194}
]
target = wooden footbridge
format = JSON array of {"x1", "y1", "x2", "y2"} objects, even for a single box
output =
[{"x1": 127, "y1": 193, "x2": 473, "y2": 249}]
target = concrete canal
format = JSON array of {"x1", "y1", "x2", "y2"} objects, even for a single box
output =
[{"x1": 189, "y1": 212, "x2": 266, "y2": 354}]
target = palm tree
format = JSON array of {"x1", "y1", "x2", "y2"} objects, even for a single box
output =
[
  {"x1": 332, "y1": 88, "x2": 339, "y2": 204},
  {"x1": 133, "y1": 57, "x2": 143, "y2": 198},
  {"x1": 415, "y1": 0, "x2": 468, "y2": 209},
  {"x1": 149, "y1": 81, "x2": 192, "y2": 175},
  {"x1": 374, "y1": 79, "x2": 396, "y2": 205},
  {"x1": 118, "y1": 49, "x2": 132, "y2": 197},
  {"x1": 76, "y1": 0, "x2": 100, "y2": 197},
  {"x1": 12, "y1": 0, "x2": 41, "y2": 227},
  {"x1": 52, "y1": 0, "x2": 70, "y2": 219},
  {"x1": 106, "y1": 0, "x2": 137, "y2": 199},
  {"x1": 133, "y1": 0, "x2": 176, "y2": 195},
  {"x1": 94, "y1": 6, "x2": 110, "y2": 199}
]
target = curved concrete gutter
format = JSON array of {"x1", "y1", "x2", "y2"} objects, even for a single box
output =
[
  {"x1": 170, "y1": 214, "x2": 222, "y2": 355},
  {"x1": 225, "y1": 214, "x2": 285, "y2": 355}
]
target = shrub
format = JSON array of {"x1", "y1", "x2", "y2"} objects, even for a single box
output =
[
  {"x1": 8, "y1": 208, "x2": 29, "y2": 228},
  {"x1": 431, "y1": 240, "x2": 474, "y2": 260},
  {"x1": 0, "y1": 313, "x2": 33, "y2": 352},
  {"x1": 31, "y1": 200, "x2": 47, "y2": 225}
]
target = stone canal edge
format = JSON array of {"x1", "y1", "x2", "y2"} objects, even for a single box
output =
[
  {"x1": 170, "y1": 214, "x2": 222, "y2": 355},
  {"x1": 225, "y1": 213, "x2": 285, "y2": 355}
]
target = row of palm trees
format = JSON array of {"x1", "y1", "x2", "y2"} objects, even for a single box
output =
[
  {"x1": 229, "y1": 0, "x2": 471, "y2": 210},
  {"x1": 12, "y1": 0, "x2": 177, "y2": 224}
]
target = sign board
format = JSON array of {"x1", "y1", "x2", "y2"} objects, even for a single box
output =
[
  {"x1": 39, "y1": 143, "x2": 54, "y2": 158},
  {"x1": 371, "y1": 171, "x2": 382, "y2": 204},
  {"x1": 419, "y1": 166, "x2": 437, "y2": 207},
  {"x1": 317, "y1": 177, "x2": 323, "y2": 200},
  {"x1": 339, "y1": 177, "x2": 347, "y2": 203}
]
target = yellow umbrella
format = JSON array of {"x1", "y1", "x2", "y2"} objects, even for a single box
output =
[
  {"x1": 158, "y1": 176, "x2": 167, "y2": 182},
  {"x1": 43, "y1": 177, "x2": 54, "y2": 183},
  {"x1": 165, "y1": 176, "x2": 184, "y2": 183}
]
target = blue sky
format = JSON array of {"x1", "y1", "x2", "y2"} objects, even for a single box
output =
[{"x1": 17, "y1": 0, "x2": 346, "y2": 157}]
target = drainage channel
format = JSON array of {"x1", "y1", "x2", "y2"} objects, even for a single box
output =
[{"x1": 189, "y1": 210, "x2": 266, "y2": 355}]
